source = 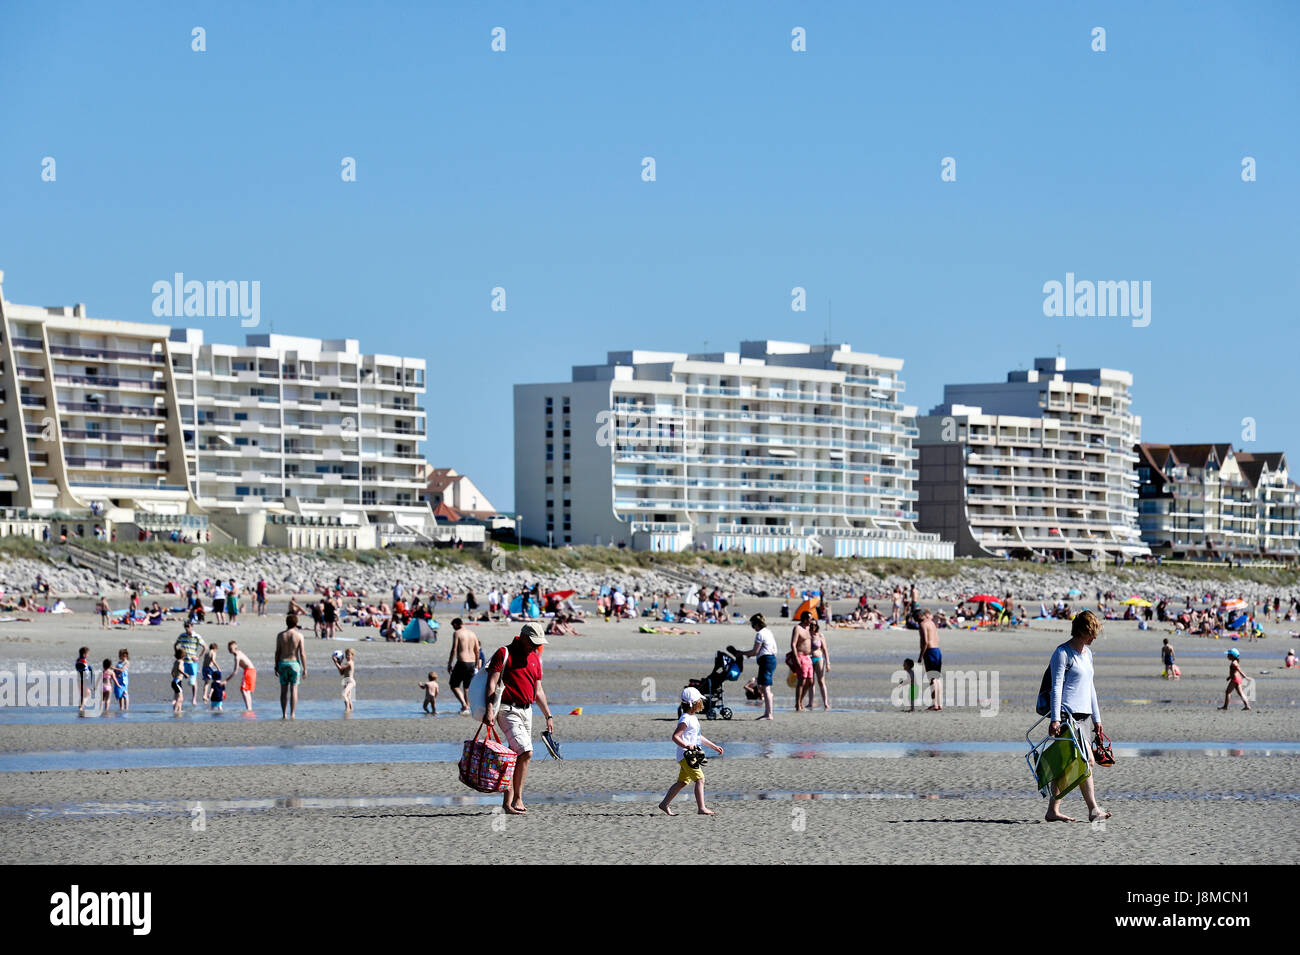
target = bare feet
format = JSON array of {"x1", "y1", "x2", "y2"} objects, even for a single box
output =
[
  {"x1": 756, "y1": 715, "x2": 773, "y2": 720},
  {"x1": 657, "y1": 802, "x2": 676, "y2": 816},
  {"x1": 1217, "y1": 704, "x2": 1229, "y2": 710},
  {"x1": 1089, "y1": 808, "x2": 1112, "y2": 822},
  {"x1": 697, "y1": 808, "x2": 715, "y2": 815},
  {"x1": 502, "y1": 805, "x2": 526, "y2": 815},
  {"x1": 1044, "y1": 810, "x2": 1076, "y2": 822},
  {"x1": 511, "y1": 803, "x2": 528, "y2": 814}
]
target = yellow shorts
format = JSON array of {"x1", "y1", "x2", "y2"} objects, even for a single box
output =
[{"x1": 677, "y1": 758, "x2": 704, "y2": 785}]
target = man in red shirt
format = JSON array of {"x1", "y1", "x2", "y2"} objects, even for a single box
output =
[{"x1": 484, "y1": 622, "x2": 555, "y2": 814}]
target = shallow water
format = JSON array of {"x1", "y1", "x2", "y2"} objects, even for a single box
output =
[
  {"x1": 2, "y1": 739, "x2": 1298, "y2": 773},
  {"x1": 2, "y1": 786, "x2": 1296, "y2": 821}
]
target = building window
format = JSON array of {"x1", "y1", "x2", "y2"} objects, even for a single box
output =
[
  {"x1": 545, "y1": 476, "x2": 554, "y2": 485},
  {"x1": 546, "y1": 452, "x2": 553, "y2": 461},
  {"x1": 562, "y1": 476, "x2": 571, "y2": 484},
  {"x1": 563, "y1": 535, "x2": 571, "y2": 544}
]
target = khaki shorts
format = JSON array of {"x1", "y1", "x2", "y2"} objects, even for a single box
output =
[
  {"x1": 496, "y1": 704, "x2": 533, "y2": 755},
  {"x1": 677, "y1": 758, "x2": 704, "y2": 784}
]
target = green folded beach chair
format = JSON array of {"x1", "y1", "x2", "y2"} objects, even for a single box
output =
[{"x1": 1025, "y1": 715, "x2": 1091, "y2": 799}]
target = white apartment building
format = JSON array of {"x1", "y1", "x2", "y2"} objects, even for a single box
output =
[
  {"x1": 0, "y1": 271, "x2": 431, "y2": 546},
  {"x1": 513, "y1": 341, "x2": 953, "y2": 558},
  {"x1": 916, "y1": 357, "x2": 1148, "y2": 559},
  {"x1": 167, "y1": 330, "x2": 430, "y2": 542},
  {"x1": 1136, "y1": 444, "x2": 1300, "y2": 561}
]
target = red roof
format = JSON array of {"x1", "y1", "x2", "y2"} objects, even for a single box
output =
[{"x1": 432, "y1": 502, "x2": 465, "y2": 522}]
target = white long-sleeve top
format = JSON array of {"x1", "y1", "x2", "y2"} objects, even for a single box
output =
[{"x1": 1049, "y1": 642, "x2": 1101, "y2": 723}]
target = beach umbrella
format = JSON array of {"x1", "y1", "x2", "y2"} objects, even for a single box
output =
[
  {"x1": 544, "y1": 590, "x2": 576, "y2": 601},
  {"x1": 968, "y1": 594, "x2": 1000, "y2": 604},
  {"x1": 1221, "y1": 598, "x2": 1246, "y2": 612},
  {"x1": 1067, "y1": 588, "x2": 1082, "y2": 596},
  {"x1": 794, "y1": 596, "x2": 822, "y2": 619},
  {"x1": 1122, "y1": 597, "x2": 1151, "y2": 607}
]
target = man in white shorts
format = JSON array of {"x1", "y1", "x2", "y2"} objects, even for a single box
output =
[{"x1": 483, "y1": 623, "x2": 555, "y2": 814}]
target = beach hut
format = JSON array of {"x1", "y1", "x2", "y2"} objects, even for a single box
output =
[{"x1": 402, "y1": 618, "x2": 438, "y2": 643}]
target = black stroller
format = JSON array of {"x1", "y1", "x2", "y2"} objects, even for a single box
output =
[{"x1": 680, "y1": 646, "x2": 744, "y2": 720}]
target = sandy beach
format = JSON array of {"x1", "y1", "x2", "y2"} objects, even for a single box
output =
[{"x1": 1, "y1": 599, "x2": 1296, "y2": 864}]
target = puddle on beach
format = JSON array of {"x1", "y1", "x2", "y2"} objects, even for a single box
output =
[
  {"x1": 2, "y1": 739, "x2": 1298, "y2": 773},
  {"x1": 2, "y1": 786, "x2": 1296, "y2": 822}
]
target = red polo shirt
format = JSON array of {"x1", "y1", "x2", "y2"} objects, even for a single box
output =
[{"x1": 489, "y1": 641, "x2": 543, "y2": 707}]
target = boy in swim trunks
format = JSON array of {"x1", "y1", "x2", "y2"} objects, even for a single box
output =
[
  {"x1": 916, "y1": 608, "x2": 943, "y2": 711},
  {"x1": 170, "y1": 648, "x2": 186, "y2": 715},
  {"x1": 201, "y1": 643, "x2": 219, "y2": 702},
  {"x1": 275, "y1": 613, "x2": 307, "y2": 720},
  {"x1": 209, "y1": 669, "x2": 226, "y2": 711},
  {"x1": 227, "y1": 640, "x2": 257, "y2": 711}
]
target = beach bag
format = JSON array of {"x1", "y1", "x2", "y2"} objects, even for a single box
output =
[
  {"x1": 1031, "y1": 719, "x2": 1091, "y2": 798},
  {"x1": 1034, "y1": 653, "x2": 1073, "y2": 716},
  {"x1": 458, "y1": 721, "x2": 517, "y2": 793}
]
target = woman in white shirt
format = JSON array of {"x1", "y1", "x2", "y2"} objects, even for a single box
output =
[
  {"x1": 1045, "y1": 610, "x2": 1111, "y2": 824},
  {"x1": 734, "y1": 614, "x2": 778, "y2": 720}
]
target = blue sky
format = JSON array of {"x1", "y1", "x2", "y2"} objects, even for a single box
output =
[{"x1": 2, "y1": 1, "x2": 1297, "y2": 510}]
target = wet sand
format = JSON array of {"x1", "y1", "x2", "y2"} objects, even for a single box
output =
[{"x1": 1, "y1": 602, "x2": 1296, "y2": 864}]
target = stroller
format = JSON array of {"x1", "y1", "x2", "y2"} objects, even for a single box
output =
[{"x1": 680, "y1": 646, "x2": 744, "y2": 720}]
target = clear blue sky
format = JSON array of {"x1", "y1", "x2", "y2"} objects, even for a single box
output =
[{"x1": 2, "y1": 1, "x2": 1296, "y2": 511}]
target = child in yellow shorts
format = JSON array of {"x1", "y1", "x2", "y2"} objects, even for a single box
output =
[{"x1": 658, "y1": 687, "x2": 724, "y2": 815}]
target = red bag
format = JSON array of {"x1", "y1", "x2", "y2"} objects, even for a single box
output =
[{"x1": 458, "y1": 721, "x2": 517, "y2": 793}]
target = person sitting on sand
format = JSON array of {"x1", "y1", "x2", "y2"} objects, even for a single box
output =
[{"x1": 1285, "y1": 649, "x2": 1298, "y2": 669}]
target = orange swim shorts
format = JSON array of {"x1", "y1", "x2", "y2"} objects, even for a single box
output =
[{"x1": 241, "y1": 667, "x2": 257, "y2": 693}]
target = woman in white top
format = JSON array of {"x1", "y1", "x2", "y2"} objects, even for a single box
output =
[
  {"x1": 1045, "y1": 610, "x2": 1111, "y2": 824},
  {"x1": 734, "y1": 614, "x2": 778, "y2": 720}
]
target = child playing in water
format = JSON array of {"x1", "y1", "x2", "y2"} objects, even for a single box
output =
[
  {"x1": 100, "y1": 659, "x2": 120, "y2": 711},
  {"x1": 201, "y1": 643, "x2": 219, "y2": 702},
  {"x1": 1161, "y1": 639, "x2": 1179, "y2": 679},
  {"x1": 75, "y1": 647, "x2": 92, "y2": 710},
  {"x1": 170, "y1": 648, "x2": 185, "y2": 715},
  {"x1": 209, "y1": 668, "x2": 227, "y2": 711},
  {"x1": 113, "y1": 648, "x2": 131, "y2": 710},
  {"x1": 658, "y1": 687, "x2": 724, "y2": 816},
  {"x1": 333, "y1": 647, "x2": 356, "y2": 712},
  {"x1": 1218, "y1": 648, "x2": 1252, "y2": 711},
  {"x1": 899, "y1": 658, "x2": 917, "y2": 712},
  {"x1": 418, "y1": 672, "x2": 439, "y2": 714}
]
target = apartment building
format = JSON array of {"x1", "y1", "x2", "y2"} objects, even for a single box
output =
[
  {"x1": 513, "y1": 340, "x2": 953, "y2": 558},
  {"x1": 915, "y1": 357, "x2": 1148, "y2": 559},
  {"x1": 1135, "y1": 444, "x2": 1300, "y2": 561},
  {"x1": 168, "y1": 331, "x2": 430, "y2": 539},
  {"x1": 0, "y1": 271, "x2": 432, "y2": 546}
]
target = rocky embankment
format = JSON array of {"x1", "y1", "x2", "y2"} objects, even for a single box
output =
[{"x1": 1, "y1": 549, "x2": 1296, "y2": 606}]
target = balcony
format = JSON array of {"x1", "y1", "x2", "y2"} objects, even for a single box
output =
[
  {"x1": 49, "y1": 344, "x2": 166, "y2": 364},
  {"x1": 60, "y1": 402, "x2": 165, "y2": 418},
  {"x1": 54, "y1": 373, "x2": 165, "y2": 391}
]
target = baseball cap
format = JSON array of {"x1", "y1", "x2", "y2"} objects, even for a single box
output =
[
  {"x1": 519, "y1": 622, "x2": 547, "y2": 645},
  {"x1": 680, "y1": 686, "x2": 703, "y2": 705}
]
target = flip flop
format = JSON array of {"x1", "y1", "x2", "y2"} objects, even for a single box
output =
[{"x1": 541, "y1": 730, "x2": 563, "y2": 759}]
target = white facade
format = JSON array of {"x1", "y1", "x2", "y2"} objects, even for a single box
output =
[
  {"x1": 514, "y1": 341, "x2": 953, "y2": 558},
  {"x1": 167, "y1": 330, "x2": 429, "y2": 533},
  {"x1": 1137, "y1": 444, "x2": 1300, "y2": 561},
  {"x1": 0, "y1": 271, "x2": 431, "y2": 545},
  {"x1": 917, "y1": 357, "x2": 1148, "y2": 558}
]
